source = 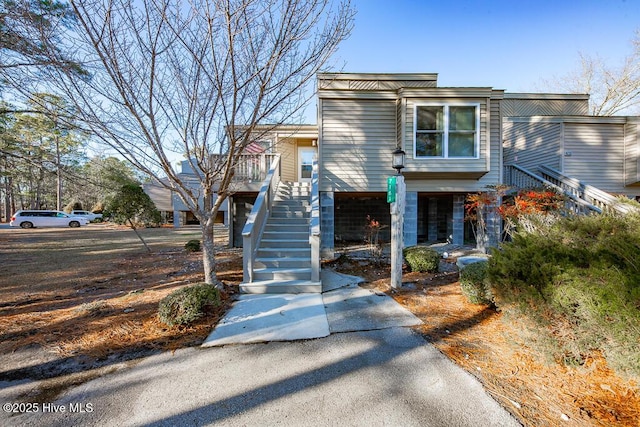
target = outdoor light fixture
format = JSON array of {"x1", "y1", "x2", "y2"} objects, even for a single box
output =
[{"x1": 392, "y1": 148, "x2": 405, "y2": 174}]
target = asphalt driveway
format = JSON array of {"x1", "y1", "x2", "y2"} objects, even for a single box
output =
[{"x1": 3, "y1": 326, "x2": 518, "y2": 427}]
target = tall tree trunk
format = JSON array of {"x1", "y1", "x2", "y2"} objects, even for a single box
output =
[
  {"x1": 201, "y1": 216, "x2": 219, "y2": 287},
  {"x1": 9, "y1": 175, "x2": 15, "y2": 217},
  {"x1": 5, "y1": 175, "x2": 13, "y2": 220},
  {"x1": 1, "y1": 156, "x2": 9, "y2": 220},
  {"x1": 55, "y1": 135, "x2": 62, "y2": 211}
]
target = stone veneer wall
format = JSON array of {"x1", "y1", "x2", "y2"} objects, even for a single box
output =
[{"x1": 320, "y1": 192, "x2": 335, "y2": 258}]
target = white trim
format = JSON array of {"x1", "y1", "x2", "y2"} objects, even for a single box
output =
[
  {"x1": 413, "y1": 103, "x2": 480, "y2": 159},
  {"x1": 505, "y1": 116, "x2": 629, "y2": 124},
  {"x1": 318, "y1": 72, "x2": 438, "y2": 81}
]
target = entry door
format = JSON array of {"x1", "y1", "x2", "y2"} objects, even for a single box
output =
[{"x1": 298, "y1": 147, "x2": 316, "y2": 183}]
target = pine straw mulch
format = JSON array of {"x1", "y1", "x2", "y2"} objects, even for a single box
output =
[
  {"x1": 328, "y1": 255, "x2": 640, "y2": 427},
  {"x1": 0, "y1": 245, "x2": 243, "y2": 383}
]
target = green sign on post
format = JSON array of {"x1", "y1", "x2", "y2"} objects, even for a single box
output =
[{"x1": 387, "y1": 176, "x2": 397, "y2": 203}]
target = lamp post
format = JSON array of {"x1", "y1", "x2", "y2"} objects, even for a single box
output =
[{"x1": 390, "y1": 148, "x2": 405, "y2": 289}]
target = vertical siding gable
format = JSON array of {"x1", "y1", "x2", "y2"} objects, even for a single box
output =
[
  {"x1": 318, "y1": 74, "x2": 438, "y2": 91},
  {"x1": 503, "y1": 97, "x2": 589, "y2": 116}
]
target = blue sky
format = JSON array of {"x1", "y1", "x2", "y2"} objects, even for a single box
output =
[{"x1": 327, "y1": 0, "x2": 639, "y2": 91}]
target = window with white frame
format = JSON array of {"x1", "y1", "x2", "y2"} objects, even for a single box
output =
[{"x1": 414, "y1": 104, "x2": 479, "y2": 158}]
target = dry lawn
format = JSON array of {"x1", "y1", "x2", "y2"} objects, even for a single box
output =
[
  {"x1": 2, "y1": 226, "x2": 639, "y2": 426},
  {"x1": 0, "y1": 224, "x2": 240, "y2": 387}
]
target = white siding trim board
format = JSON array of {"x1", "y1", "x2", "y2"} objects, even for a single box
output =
[
  {"x1": 506, "y1": 116, "x2": 629, "y2": 125},
  {"x1": 399, "y1": 88, "x2": 494, "y2": 99}
]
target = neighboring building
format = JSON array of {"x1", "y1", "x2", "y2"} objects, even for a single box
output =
[
  {"x1": 143, "y1": 160, "x2": 228, "y2": 227},
  {"x1": 227, "y1": 125, "x2": 318, "y2": 247},
  {"x1": 145, "y1": 125, "x2": 319, "y2": 246}
]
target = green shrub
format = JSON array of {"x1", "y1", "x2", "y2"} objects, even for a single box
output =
[
  {"x1": 487, "y1": 213, "x2": 640, "y2": 380},
  {"x1": 403, "y1": 246, "x2": 440, "y2": 273},
  {"x1": 158, "y1": 283, "x2": 220, "y2": 326},
  {"x1": 460, "y1": 261, "x2": 491, "y2": 304},
  {"x1": 549, "y1": 266, "x2": 640, "y2": 377},
  {"x1": 184, "y1": 239, "x2": 201, "y2": 252}
]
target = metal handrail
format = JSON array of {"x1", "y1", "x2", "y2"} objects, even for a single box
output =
[{"x1": 242, "y1": 154, "x2": 281, "y2": 282}]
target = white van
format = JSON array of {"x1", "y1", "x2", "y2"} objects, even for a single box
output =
[
  {"x1": 71, "y1": 210, "x2": 103, "y2": 222},
  {"x1": 9, "y1": 210, "x2": 90, "y2": 229}
]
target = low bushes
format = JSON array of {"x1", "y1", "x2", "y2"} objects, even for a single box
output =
[
  {"x1": 158, "y1": 283, "x2": 221, "y2": 326},
  {"x1": 487, "y1": 213, "x2": 640, "y2": 380},
  {"x1": 403, "y1": 246, "x2": 440, "y2": 273},
  {"x1": 184, "y1": 239, "x2": 201, "y2": 252},
  {"x1": 460, "y1": 261, "x2": 491, "y2": 304}
]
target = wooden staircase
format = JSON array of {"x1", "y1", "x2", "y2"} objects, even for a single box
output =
[
  {"x1": 240, "y1": 182, "x2": 321, "y2": 294},
  {"x1": 504, "y1": 164, "x2": 640, "y2": 215}
]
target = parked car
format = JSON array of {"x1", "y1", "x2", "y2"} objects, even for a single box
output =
[
  {"x1": 9, "y1": 210, "x2": 90, "y2": 228},
  {"x1": 70, "y1": 210, "x2": 103, "y2": 222}
]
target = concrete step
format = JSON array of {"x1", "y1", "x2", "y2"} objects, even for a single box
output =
[
  {"x1": 273, "y1": 199, "x2": 310, "y2": 207},
  {"x1": 253, "y1": 267, "x2": 312, "y2": 281},
  {"x1": 276, "y1": 191, "x2": 310, "y2": 197},
  {"x1": 265, "y1": 217, "x2": 309, "y2": 227},
  {"x1": 257, "y1": 247, "x2": 311, "y2": 258},
  {"x1": 264, "y1": 223, "x2": 308, "y2": 232},
  {"x1": 259, "y1": 239, "x2": 309, "y2": 248},
  {"x1": 271, "y1": 205, "x2": 310, "y2": 214},
  {"x1": 279, "y1": 182, "x2": 310, "y2": 188},
  {"x1": 262, "y1": 231, "x2": 309, "y2": 240},
  {"x1": 240, "y1": 279, "x2": 321, "y2": 294},
  {"x1": 254, "y1": 257, "x2": 312, "y2": 269},
  {"x1": 270, "y1": 211, "x2": 310, "y2": 219}
]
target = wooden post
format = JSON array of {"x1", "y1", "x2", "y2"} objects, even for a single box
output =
[{"x1": 390, "y1": 174, "x2": 405, "y2": 289}]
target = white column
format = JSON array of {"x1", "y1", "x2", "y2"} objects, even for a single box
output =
[{"x1": 390, "y1": 175, "x2": 405, "y2": 289}]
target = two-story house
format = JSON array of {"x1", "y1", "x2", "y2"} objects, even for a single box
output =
[
  {"x1": 148, "y1": 72, "x2": 640, "y2": 293},
  {"x1": 316, "y1": 73, "x2": 640, "y2": 258}
]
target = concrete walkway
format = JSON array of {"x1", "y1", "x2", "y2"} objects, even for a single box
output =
[
  {"x1": 3, "y1": 270, "x2": 520, "y2": 427},
  {"x1": 202, "y1": 269, "x2": 423, "y2": 346}
]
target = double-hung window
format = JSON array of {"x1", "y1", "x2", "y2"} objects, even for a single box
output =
[{"x1": 414, "y1": 104, "x2": 479, "y2": 158}]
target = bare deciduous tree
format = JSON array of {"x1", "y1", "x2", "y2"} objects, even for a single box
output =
[
  {"x1": 24, "y1": 0, "x2": 354, "y2": 285},
  {"x1": 539, "y1": 30, "x2": 640, "y2": 116}
]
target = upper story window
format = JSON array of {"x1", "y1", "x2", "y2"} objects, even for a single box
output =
[{"x1": 414, "y1": 104, "x2": 479, "y2": 158}]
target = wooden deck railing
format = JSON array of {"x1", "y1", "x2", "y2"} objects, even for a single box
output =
[
  {"x1": 538, "y1": 165, "x2": 639, "y2": 215},
  {"x1": 504, "y1": 164, "x2": 602, "y2": 215},
  {"x1": 309, "y1": 159, "x2": 321, "y2": 283},
  {"x1": 211, "y1": 153, "x2": 278, "y2": 182},
  {"x1": 242, "y1": 155, "x2": 281, "y2": 283}
]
